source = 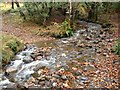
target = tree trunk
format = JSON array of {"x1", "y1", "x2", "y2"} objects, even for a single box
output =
[
  {"x1": 118, "y1": 10, "x2": 120, "y2": 37},
  {"x1": 69, "y1": 0, "x2": 72, "y2": 28},
  {"x1": 12, "y1": 1, "x2": 14, "y2": 9}
]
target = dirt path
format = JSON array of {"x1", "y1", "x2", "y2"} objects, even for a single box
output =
[{"x1": 2, "y1": 14, "x2": 54, "y2": 44}]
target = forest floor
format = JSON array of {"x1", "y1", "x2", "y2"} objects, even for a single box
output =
[
  {"x1": 2, "y1": 14, "x2": 55, "y2": 44},
  {"x1": 2, "y1": 12, "x2": 119, "y2": 44}
]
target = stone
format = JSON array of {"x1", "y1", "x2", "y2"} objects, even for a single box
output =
[
  {"x1": 80, "y1": 76, "x2": 88, "y2": 81},
  {"x1": 93, "y1": 41, "x2": 99, "y2": 44},
  {"x1": 23, "y1": 56, "x2": 33, "y2": 63},
  {"x1": 52, "y1": 82, "x2": 57, "y2": 87},
  {"x1": 77, "y1": 43, "x2": 85, "y2": 47},
  {"x1": 6, "y1": 68, "x2": 17, "y2": 73},
  {"x1": 36, "y1": 56, "x2": 42, "y2": 60},
  {"x1": 61, "y1": 53, "x2": 66, "y2": 57},
  {"x1": 37, "y1": 69, "x2": 43, "y2": 75},
  {"x1": 72, "y1": 67, "x2": 77, "y2": 71},
  {"x1": 28, "y1": 77, "x2": 36, "y2": 83},
  {"x1": 75, "y1": 71, "x2": 82, "y2": 76},
  {"x1": 53, "y1": 75, "x2": 60, "y2": 79},
  {"x1": 34, "y1": 80, "x2": 39, "y2": 85},
  {"x1": 97, "y1": 49, "x2": 101, "y2": 53},
  {"x1": 103, "y1": 53, "x2": 107, "y2": 56},
  {"x1": 61, "y1": 75, "x2": 67, "y2": 80},
  {"x1": 37, "y1": 75, "x2": 46, "y2": 81},
  {"x1": 85, "y1": 36, "x2": 91, "y2": 40}
]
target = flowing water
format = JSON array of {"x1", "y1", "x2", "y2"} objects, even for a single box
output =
[{"x1": 0, "y1": 21, "x2": 110, "y2": 89}]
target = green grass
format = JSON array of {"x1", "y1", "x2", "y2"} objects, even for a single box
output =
[{"x1": 0, "y1": 34, "x2": 23, "y2": 64}]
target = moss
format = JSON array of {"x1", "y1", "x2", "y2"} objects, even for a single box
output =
[
  {"x1": 0, "y1": 34, "x2": 23, "y2": 64},
  {"x1": 114, "y1": 37, "x2": 120, "y2": 55},
  {"x1": 1, "y1": 46, "x2": 14, "y2": 64}
]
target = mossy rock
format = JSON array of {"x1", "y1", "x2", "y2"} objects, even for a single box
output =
[
  {"x1": 6, "y1": 39, "x2": 23, "y2": 54},
  {"x1": 1, "y1": 46, "x2": 14, "y2": 64},
  {"x1": 0, "y1": 34, "x2": 23, "y2": 64}
]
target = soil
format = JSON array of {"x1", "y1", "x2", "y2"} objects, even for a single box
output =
[{"x1": 2, "y1": 14, "x2": 55, "y2": 44}]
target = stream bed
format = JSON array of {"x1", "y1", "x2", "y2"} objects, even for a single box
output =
[{"x1": 0, "y1": 21, "x2": 119, "y2": 89}]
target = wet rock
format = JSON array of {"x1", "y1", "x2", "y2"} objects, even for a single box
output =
[
  {"x1": 37, "y1": 69, "x2": 43, "y2": 75},
  {"x1": 32, "y1": 72, "x2": 39, "y2": 78},
  {"x1": 83, "y1": 66, "x2": 88, "y2": 72},
  {"x1": 77, "y1": 43, "x2": 85, "y2": 47},
  {"x1": 23, "y1": 56, "x2": 33, "y2": 63},
  {"x1": 31, "y1": 52, "x2": 43, "y2": 59},
  {"x1": 87, "y1": 44, "x2": 92, "y2": 48},
  {"x1": 45, "y1": 76, "x2": 52, "y2": 80},
  {"x1": 27, "y1": 77, "x2": 36, "y2": 83},
  {"x1": 38, "y1": 81, "x2": 46, "y2": 86},
  {"x1": 85, "y1": 36, "x2": 91, "y2": 40},
  {"x1": 78, "y1": 51, "x2": 82, "y2": 55},
  {"x1": 36, "y1": 56, "x2": 42, "y2": 60},
  {"x1": 93, "y1": 40, "x2": 99, "y2": 44},
  {"x1": 61, "y1": 75, "x2": 67, "y2": 80},
  {"x1": 15, "y1": 60, "x2": 49, "y2": 82},
  {"x1": 63, "y1": 82, "x2": 69, "y2": 87},
  {"x1": 34, "y1": 80, "x2": 39, "y2": 85},
  {"x1": 37, "y1": 75, "x2": 46, "y2": 81},
  {"x1": 87, "y1": 59, "x2": 95, "y2": 62},
  {"x1": 52, "y1": 82, "x2": 57, "y2": 87},
  {"x1": 4, "y1": 72, "x2": 9, "y2": 78},
  {"x1": 0, "y1": 79, "x2": 14, "y2": 89},
  {"x1": 61, "y1": 53, "x2": 66, "y2": 57},
  {"x1": 6, "y1": 60, "x2": 23, "y2": 73},
  {"x1": 96, "y1": 49, "x2": 102, "y2": 53},
  {"x1": 62, "y1": 40, "x2": 68, "y2": 44},
  {"x1": 112, "y1": 60, "x2": 120, "y2": 64},
  {"x1": 9, "y1": 77, "x2": 15, "y2": 82},
  {"x1": 103, "y1": 53, "x2": 107, "y2": 56},
  {"x1": 53, "y1": 75, "x2": 60, "y2": 79},
  {"x1": 80, "y1": 76, "x2": 88, "y2": 81},
  {"x1": 72, "y1": 67, "x2": 77, "y2": 71},
  {"x1": 30, "y1": 53, "x2": 36, "y2": 59},
  {"x1": 106, "y1": 39, "x2": 113, "y2": 42},
  {"x1": 75, "y1": 71, "x2": 82, "y2": 76},
  {"x1": 58, "y1": 68, "x2": 65, "y2": 73}
]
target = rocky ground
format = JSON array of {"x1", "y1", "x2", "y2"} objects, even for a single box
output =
[
  {"x1": 1, "y1": 13, "x2": 119, "y2": 89},
  {"x1": 21, "y1": 24, "x2": 119, "y2": 89}
]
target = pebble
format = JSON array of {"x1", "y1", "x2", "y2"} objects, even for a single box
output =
[
  {"x1": 37, "y1": 75, "x2": 46, "y2": 81},
  {"x1": 36, "y1": 56, "x2": 42, "y2": 60},
  {"x1": 23, "y1": 56, "x2": 33, "y2": 63},
  {"x1": 28, "y1": 77, "x2": 36, "y2": 83},
  {"x1": 75, "y1": 71, "x2": 82, "y2": 76},
  {"x1": 61, "y1": 53, "x2": 66, "y2": 57},
  {"x1": 37, "y1": 69, "x2": 43, "y2": 75},
  {"x1": 52, "y1": 82, "x2": 57, "y2": 87},
  {"x1": 103, "y1": 53, "x2": 107, "y2": 56},
  {"x1": 61, "y1": 75, "x2": 67, "y2": 80}
]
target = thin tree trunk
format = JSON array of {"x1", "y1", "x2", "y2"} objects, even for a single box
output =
[
  {"x1": 14, "y1": 0, "x2": 26, "y2": 20},
  {"x1": 12, "y1": 1, "x2": 14, "y2": 9},
  {"x1": 118, "y1": 10, "x2": 120, "y2": 37},
  {"x1": 69, "y1": 0, "x2": 72, "y2": 28}
]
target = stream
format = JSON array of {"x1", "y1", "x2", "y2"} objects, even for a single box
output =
[{"x1": 0, "y1": 21, "x2": 117, "y2": 89}]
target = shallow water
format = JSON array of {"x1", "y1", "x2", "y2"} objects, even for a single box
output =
[{"x1": 0, "y1": 21, "x2": 104, "y2": 88}]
